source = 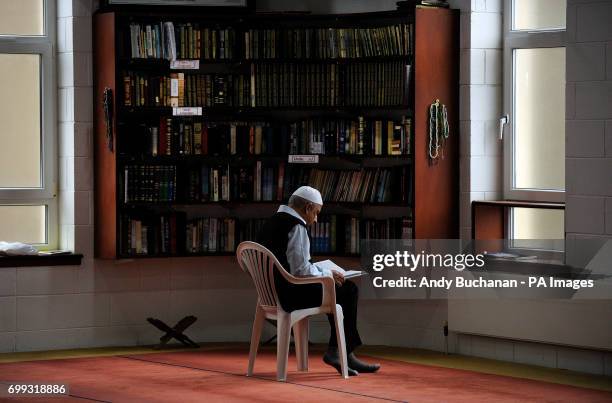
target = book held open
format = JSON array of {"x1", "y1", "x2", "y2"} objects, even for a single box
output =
[{"x1": 316, "y1": 259, "x2": 364, "y2": 279}]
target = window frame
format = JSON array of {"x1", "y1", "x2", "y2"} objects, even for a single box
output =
[
  {"x1": 502, "y1": 0, "x2": 566, "y2": 204},
  {"x1": 0, "y1": 0, "x2": 57, "y2": 248}
]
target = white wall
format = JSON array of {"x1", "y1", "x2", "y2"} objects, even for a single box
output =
[
  {"x1": 449, "y1": 0, "x2": 612, "y2": 376},
  {"x1": 459, "y1": 0, "x2": 503, "y2": 241},
  {"x1": 565, "y1": 0, "x2": 612, "y2": 244}
]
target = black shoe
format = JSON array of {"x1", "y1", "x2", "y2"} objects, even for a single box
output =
[
  {"x1": 323, "y1": 350, "x2": 358, "y2": 376},
  {"x1": 348, "y1": 353, "x2": 380, "y2": 373}
]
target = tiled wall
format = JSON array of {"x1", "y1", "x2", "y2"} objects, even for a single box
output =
[
  {"x1": 58, "y1": 0, "x2": 94, "y2": 258},
  {"x1": 449, "y1": 0, "x2": 612, "y2": 376},
  {"x1": 565, "y1": 0, "x2": 612, "y2": 244},
  {"x1": 459, "y1": 0, "x2": 503, "y2": 241},
  {"x1": 457, "y1": 333, "x2": 612, "y2": 376}
]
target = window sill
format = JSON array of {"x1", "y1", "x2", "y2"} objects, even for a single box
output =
[
  {"x1": 0, "y1": 253, "x2": 83, "y2": 268},
  {"x1": 481, "y1": 256, "x2": 599, "y2": 281}
]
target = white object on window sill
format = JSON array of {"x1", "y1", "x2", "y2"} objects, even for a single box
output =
[{"x1": 0, "y1": 241, "x2": 38, "y2": 256}]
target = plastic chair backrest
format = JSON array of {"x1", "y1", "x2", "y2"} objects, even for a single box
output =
[{"x1": 236, "y1": 241, "x2": 285, "y2": 308}]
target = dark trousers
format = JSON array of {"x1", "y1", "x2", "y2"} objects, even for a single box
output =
[
  {"x1": 275, "y1": 276, "x2": 362, "y2": 354},
  {"x1": 326, "y1": 280, "x2": 362, "y2": 354}
]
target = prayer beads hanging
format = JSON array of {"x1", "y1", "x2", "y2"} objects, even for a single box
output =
[{"x1": 428, "y1": 99, "x2": 449, "y2": 161}]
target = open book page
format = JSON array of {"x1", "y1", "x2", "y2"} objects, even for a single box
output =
[{"x1": 315, "y1": 259, "x2": 364, "y2": 279}]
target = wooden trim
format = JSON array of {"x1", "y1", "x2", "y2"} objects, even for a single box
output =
[
  {"x1": 0, "y1": 254, "x2": 83, "y2": 268},
  {"x1": 471, "y1": 200, "x2": 566, "y2": 240},
  {"x1": 472, "y1": 200, "x2": 565, "y2": 209},
  {"x1": 413, "y1": 7, "x2": 460, "y2": 239},
  {"x1": 472, "y1": 204, "x2": 505, "y2": 240},
  {"x1": 94, "y1": 12, "x2": 118, "y2": 259}
]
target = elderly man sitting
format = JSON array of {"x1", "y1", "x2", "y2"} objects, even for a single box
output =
[{"x1": 258, "y1": 186, "x2": 380, "y2": 376}]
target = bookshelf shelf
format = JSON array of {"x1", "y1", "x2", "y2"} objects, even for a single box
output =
[
  {"x1": 118, "y1": 106, "x2": 413, "y2": 116},
  {"x1": 117, "y1": 154, "x2": 412, "y2": 168},
  {"x1": 118, "y1": 251, "x2": 235, "y2": 259},
  {"x1": 94, "y1": 6, "x2": 459, "y2": 259},
  {"x1": 119, "y1": 58, "x2": 247, "y2": 72},
  {"x1": 120, "y1": 56, "x2": 412, "y2": 66},
  {"x1": 121, "y1": 201, "x2": 413, "y2": 208},
  {"x1": 116, "y1": 251, "x2": 362, "y2": 259}
]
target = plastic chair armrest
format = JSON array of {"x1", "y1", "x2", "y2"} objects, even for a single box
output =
[{"x1": 286, "y1": 275, "x2": 336, "y2": 308}]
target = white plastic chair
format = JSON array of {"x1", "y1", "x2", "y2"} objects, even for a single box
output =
[{"x1": 236, "y1": 241, "x2": 349, "y2": 381}]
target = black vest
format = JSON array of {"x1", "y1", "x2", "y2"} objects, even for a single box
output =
[
  {"x1": 258, "y1": 211, "x2": 321, "y2": 312},
  {"x1": 258, "y1": 211, "x2": 306, "y2": 274}
]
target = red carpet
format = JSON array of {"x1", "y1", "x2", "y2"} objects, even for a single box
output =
[{"x1": 0, "y1": 348, "x2": 610, "y2": 402}]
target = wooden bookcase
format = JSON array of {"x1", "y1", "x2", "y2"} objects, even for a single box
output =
[{"x1": 94, "y1": 5, "x2": 459, "y2": 259}]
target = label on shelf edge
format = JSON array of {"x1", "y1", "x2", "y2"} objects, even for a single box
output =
[
  {"x1": 288, "y1": 155, "x2": 319, "y2": 164},
  {"x1": 170, "y1": 60, "x2": 200, "y2": 70},
  {"x1": 173, "y1": 107, "x2": 203, "y2": 116}
]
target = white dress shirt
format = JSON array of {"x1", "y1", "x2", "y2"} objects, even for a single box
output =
[{"x1": 278, "y1": 205, "x2": 332, "y2": 278}]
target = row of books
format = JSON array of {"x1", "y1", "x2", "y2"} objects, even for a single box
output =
[
  {"x1": 129, "y1": 22, "x2": 236, "y2": 60},
  {"x1": 186, "y1": 217, "x2": 236, "y2": 253},
  {"x1": 124, "y1": 165, "x2": 177, "y2": 203},
  {"x1": 122, "y1": 163, "x2": 411, "y2": 204},
  {"x1": 287, "y1": 117, "x2": 411, "y2": 155},
  {"x1": 121, "y1": 212, "x2": 179, "y2": 255},
  {"x1": 244, "y1": 24, "x2": 413, "y2": 60},
  {"x1": 122, "y1": 61, "x2": 410, "y2": 108},
  {"x1": 127, "y1": 22, "x2": 412, "y2": 61},
  {"x1": 123, "y1": 117, "x2": 411, "y2": 157},
  {"x1": 123, "y1": 72, "x2": 250, "y2": 107},
  {"x1": 304, "y1": 166, "x2": 411, "y2": 204},
  {"x1": 312, "y1": 216, "x2": 412, "y2": 254},
  {"x1": 124, "y1": 119, "x2": 282, "y2": 157},
  {"x1": 180, "y1": 164, "x2": 411, "y2": 203},
  {"x1": 343, "y1": 62, "x2": 410, "y2": 107},
  {"x1": 120, "y1": 213, "x2": 411, "y2": 256},
  {"x1": 186, "y1": 165, "x2": 232, "y2": 202},
  {"x1": 250, "y1": 62, "x2": 409, "y2": 107},
  {"x1": 183, "y1": 164, "x2": 271, "y2": 202}
]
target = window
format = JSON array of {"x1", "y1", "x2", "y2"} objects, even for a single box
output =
[
  {"x1": 0, "y1": 0, "x2": 56, "y2": 248},
  {"x1": 503, "y1": 0, "x2": 566, "y2": 246}
]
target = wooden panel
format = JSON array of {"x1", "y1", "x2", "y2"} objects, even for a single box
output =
[
  {"x1": 93, "y1": 12, "x2": 117, "y2": 259},
  {"x1": 472, "y1": 204, "x2": 504, "y2": 253},
  {"x1": 473, "y1": 204, "x2": 505, "y2": 240},
  {"x1": 414, "y1": 7, "x2": 460, "y2": 239},
  {"x1": 473, "y1": 200, "x2": 565, "y2": 209},
  {"x1": 0, "y1": 254, "x2": 83, "y2": 268}
]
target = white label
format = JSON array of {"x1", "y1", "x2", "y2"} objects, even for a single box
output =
[
  {"x1": 170, "y1": 60, "x2": 200, "y2": 70},
  {"x1": 173, "y1": 107, "x2": 203, "y2": 116},
  {"x1": 288, "y1": 155, "x2": 319, "y2": 164},
  {"x1": 170, "y1": 78, "x2": 179, "y2": 97}
]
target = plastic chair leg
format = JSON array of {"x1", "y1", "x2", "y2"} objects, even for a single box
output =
[
  {"x1": 247, "y1": 305, "x2": 265, "y2": 376},
  {"x1": 276, "y1": 311, "x2": 291, "y2": 381},
  {"x1": 293, "y1": 318, "x2": 309, "y2": 371},
  {"x1": 333, "y1": 305, "x2": 349, "y2": 379}
]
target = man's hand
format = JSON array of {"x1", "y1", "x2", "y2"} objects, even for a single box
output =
[{"x1": 331, "y1": 270, "x2": 345, "y2": 286}]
